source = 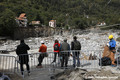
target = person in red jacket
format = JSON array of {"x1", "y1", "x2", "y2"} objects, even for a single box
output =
[
  {"x1": 36, "y1": 41, "x2": 47, "y2": 68},
  {"x1": 52, "y1": 39, "x2": 60, "y2": 63}
]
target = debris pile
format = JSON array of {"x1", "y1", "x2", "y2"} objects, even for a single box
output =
[
  {"x1": 0, "y1": 30, "x2": 119, "y2": 57},
  {"x1": 52, "y1": 68, "x2": 86, "y2": 80},
  {"x1": 53, "y1": 68, "x2": 120, "y2": 80}
]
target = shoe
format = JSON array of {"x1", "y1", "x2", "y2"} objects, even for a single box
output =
[
  {"x1": 65, "y1": 66, "x2": 68, "y2": 69},
  {"x1": 77, "y1": 64, "x2": 80, "y2": 67},
  {"x1": 61, "y1": 65, "x2": 64, "y2": 69},
  {"x1": 65, "y1": 67, "x2": 68, "y2": 69},
  {"x1": 21, "y1": 71, "x2": 24, "y2": 75},
  {"x1": 65, "y1": 65, "x2": 68, "y2": 67},
  {"x1": 73, "y1": 64, "x2": 76, "y2": 68},
  {"x1": 28, "y1": 73, "x2": 30, "y2": 76},
  {"x1": 36, "y1": 65, "x2": 43, "y2": 68},
  {"x1": 21, "y1": 72, "x2": 24, "y2": 78},
  {"x1": 111, "y1": 65, "x2": 116, "y2": 67},
  {"x1": 51, "y1": 61, "x2": 55, "y2": 63},
  {"x1": 28, "y1": 71, "x2": 30, "y2": 76},
  {"x1": 22, "y1": 74, "x2": 24, "y2": 78}
]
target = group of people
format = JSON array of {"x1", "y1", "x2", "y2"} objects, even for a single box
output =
[
  {"x1": 16, "y1": 36, "x2": 81, "y2": 75},
  {"x1": 36, "y1": 36, "x2": 81, "y2": 68},
  {"x1": 16, "y1": 35, "x2": 117, "y2": 76}
]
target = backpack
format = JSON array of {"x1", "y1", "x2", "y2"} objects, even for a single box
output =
[
  {"x1": 73, "y1": 41, "x2": 81, "y2": 50},
  {"x1": 99, "y1": 57, "x2": 111, "y2": 66},
  {"x1": 54, "y1": 44, "x2": 59, "y2": 51}
]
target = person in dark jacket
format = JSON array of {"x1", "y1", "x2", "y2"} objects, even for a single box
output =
[
  {"x1": 60, "y1": 39, "x2": 70, "y2": 68},
  {"x1": 71, "y1": 36, "x2": 81, "y2": 67},
  {"x1": 16, "y1": 40, "x2": 30, "y2": 75}
]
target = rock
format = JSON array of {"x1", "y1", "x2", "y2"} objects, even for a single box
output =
[
  {"x1": 116, "y1": 76, "x2": 120, "y2": 80},
  {"x1": 54, "y1": 68, "x2": 87, "y2": 80}
]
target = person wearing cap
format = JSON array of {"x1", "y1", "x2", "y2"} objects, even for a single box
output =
[
  {"x1": 36, "y1": 41, "x2": 47, "y2": 68},
  {"x1": 108, "y1": 35, "x2": 116, "y2": 50},
  {"x1": 16, "y1": 39, "x2": 30, "y2": 76},
  {"x1": 60, "y1": 39, "x2": 70, "y2": 68},
  {"x1": 108, "y1": 35, "x2": 116, "y2": 66}
]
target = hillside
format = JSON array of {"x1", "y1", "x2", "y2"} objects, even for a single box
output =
[{"x1": 0, "y1": 0, "x2": 120, "y2": 36}]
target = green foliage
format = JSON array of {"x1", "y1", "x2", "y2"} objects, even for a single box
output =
[
  {"x1": 0, "y1": 0, "x2": 120, "y2": 37},
  {"x1": 0, "y1": 9, "x2": 17, "y2": 37}
]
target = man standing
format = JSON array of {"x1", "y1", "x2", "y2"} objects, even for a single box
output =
[
  {"x1": 16, "y1": 40, "x2": 30, "y2": 76},
  {"x1": 108, "y1": 35, "x2": 116, "y2": 66},
  {"x1": 60, "y1": 39, "x2": 70, "y2": 68},
  {"x1": 71, "y1": 36, "x2": 81, "y2": 67},
  {"x1": 36, "y1": 41, "x2": 47, "y2": 68}
]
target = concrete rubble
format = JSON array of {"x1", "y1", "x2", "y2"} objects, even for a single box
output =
[
  {"x1": 0, "y1": 30, "x2": 120, "y2": 59},
  {"x1": 52, "y1": 68, "x2": 120, "y2": 80},
  {"x1": 0, "y1": 30, "x2": 119, "y2": 51},
  {"x1": 52, "y1": 68, "x2": 86, "y2": 80}
]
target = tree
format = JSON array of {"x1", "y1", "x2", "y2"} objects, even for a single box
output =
[{"x1": 0, "y1": 9, "x2": 17, "y2": 37}]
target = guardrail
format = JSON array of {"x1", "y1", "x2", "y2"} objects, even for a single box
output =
[
  {"x1": 0, "y1": 54, "x2": 16, "y2": 74},
  {"x1": 15, "y1": 50, "x2": 103, "y2": 76},
  {"x1": 0, "y1": 50, "x2": 104, "y2": 77},
  {"x1": 1, "y1": 50, "x2": 120, "y2": 78},
  {"x1": 116, "y1": 53, "x2": 120, "y2": 70}
]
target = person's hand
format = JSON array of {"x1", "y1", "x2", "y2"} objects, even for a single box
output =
[
  {"x1": 70, "y1": 54, "x2": 73, "y2": 57},
  {"x1": 106, "y1": 43, "x2": 109, "y2": 47}
]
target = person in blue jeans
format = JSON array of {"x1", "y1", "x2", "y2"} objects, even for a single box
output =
[{"x1": 71, "y1": 36, "x2": 81, "y2": 67}]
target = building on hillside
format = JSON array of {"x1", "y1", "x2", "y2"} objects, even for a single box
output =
[
  {"x1": 29, "y1": 21, "x2": 41, "y2": 27},
  {"x1": 31, "y1": 21, "x2": 40, "y2": 25},
  {"x1": 96, "y1": 21, "x2": 106, "y2": 26},
  {"x1": 15, "y1": 13, "x2": 28, "y2": 27},
  {"x1": 49, "y1": 20, "x2": 56, "y2": 28}
]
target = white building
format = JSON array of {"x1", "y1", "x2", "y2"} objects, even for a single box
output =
[
  {"x1": 31, "y1": 21, "x2": 40, "y2": 25},
  {"x1": 96, "y1": 22, "x2": 106, "y2": 26},
  {"x1": 49, "y1": 20, "x2": 56, "y2": 28}
]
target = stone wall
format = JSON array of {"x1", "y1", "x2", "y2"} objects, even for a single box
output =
[{"x1": 13, "y1": 26, "x2": 63, "y2": 40}]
